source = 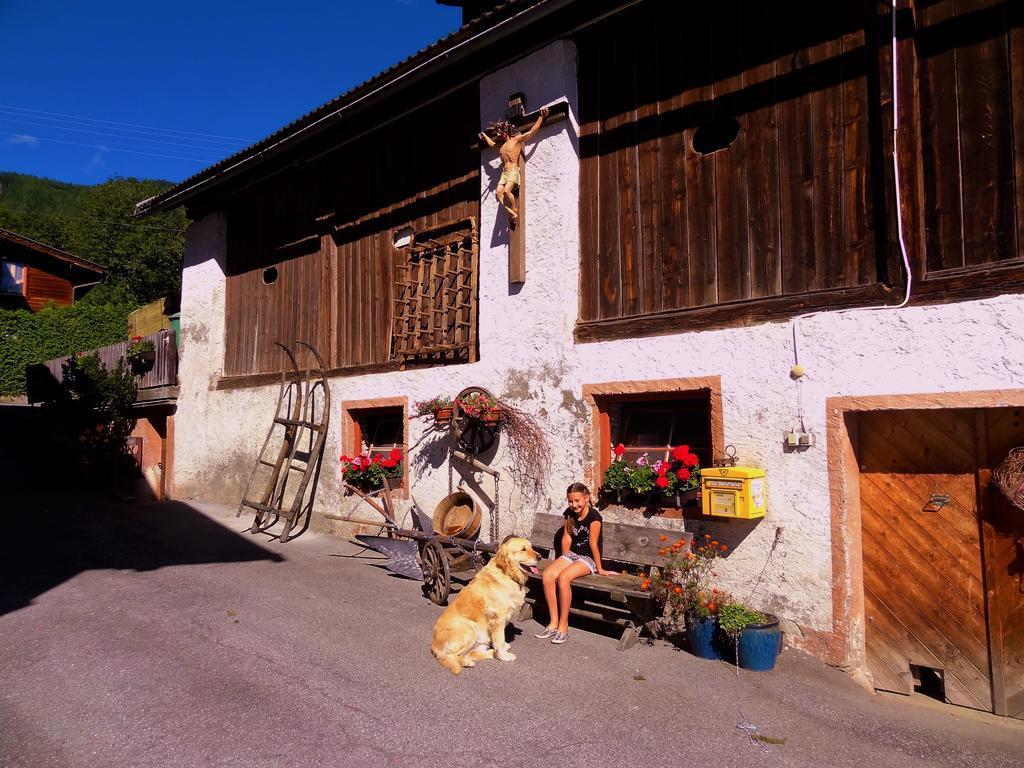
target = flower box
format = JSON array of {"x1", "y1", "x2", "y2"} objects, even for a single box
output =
[
  {"x1": 603, "y1": 443, "x2": 702, "y2": 505},
  {"x1": 340, "y1": 448, "x2": 404, "y2": 491},
  {"x1": 433, "y1": 406, "x2": 453, "y2": 425}
]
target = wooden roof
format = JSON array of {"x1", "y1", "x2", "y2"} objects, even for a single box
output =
[{"x1": 0, "y1": 227, "x2": 105, "y2": 275}]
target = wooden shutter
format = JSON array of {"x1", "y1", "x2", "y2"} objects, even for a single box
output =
[{"x1": 392, "y1": 218, "x2": 478, "y2": 367}]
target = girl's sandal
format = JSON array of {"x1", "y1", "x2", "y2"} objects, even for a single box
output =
[
  {"x1": 534, "y1": 627, "x2": 557, "y2": 639},
  {"x1": 550, "y1": 631, "x2": 569, "y2": 644}
]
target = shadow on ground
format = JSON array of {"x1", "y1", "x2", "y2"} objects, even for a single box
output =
[{"x1": 0, "y1": 494, "x2": 284, "y2": 617}]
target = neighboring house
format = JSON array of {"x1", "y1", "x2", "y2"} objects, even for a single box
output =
[
  {"x1": 137, "y1": 0, "x2": 1024, "y2": 718},
  {"x1": 0, "y1": 227, "x2": 105, "y2": 310}
]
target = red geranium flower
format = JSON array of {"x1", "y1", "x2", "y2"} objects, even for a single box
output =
[
  {"x1": 671, "y1": 445, "x2": 690, "y2": 462},
  {"x1": 655, "y1": 476, "x2": 669, "y2": 489},
  {"x1": 683, "y1": 453, "x2": 699, "y2": 467},
  {"x1": 676, "y1": 468, "x2": 690, "y2": 481},
  {"x1": 382, "y1": 458, "x2": 396, "y2": 468},
  {"x1": 389, "y1": 447, "x2": 402, "y2": 461},
  {"x1": 360, "y1": 458, "x2": 371, "y2": 470},
  {"x1": 613, "y1": 443, "x2": 626, "y2": 457}
]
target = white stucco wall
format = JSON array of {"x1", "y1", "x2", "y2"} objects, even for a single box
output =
[{"x1": 172, "y1": 39, "x2": 1024, "y2": 643}]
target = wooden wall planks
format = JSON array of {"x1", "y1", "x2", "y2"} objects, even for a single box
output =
[
  {"x1": 576, "y1": 0, "x2": 1024, "y2": 330},
  {"x1": 222, "y1": 85, "x2": 479, "y2": 377}
]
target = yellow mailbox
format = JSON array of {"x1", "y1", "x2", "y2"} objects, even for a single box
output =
[{"x1": 701, "y1": 465, "x2": 766, "y2": 519}]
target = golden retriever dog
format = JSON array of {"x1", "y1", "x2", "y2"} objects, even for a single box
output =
[{"x1": 431, "y1": 536, "x2": 540, "y2": 675}]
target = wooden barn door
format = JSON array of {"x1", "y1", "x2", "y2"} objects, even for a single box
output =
[
  {"x1": 857, "y1": 408, "x2": 1024, "y2": 719},
  {"x1": 977, "y1": 409, "x2": 1024, "y2": 719}
]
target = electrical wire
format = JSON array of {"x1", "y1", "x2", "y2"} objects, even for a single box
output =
[
  {"x1": 0, "y1": 206, "x2": 187, "y2": 233},
  {"x1": 0, "y1": 116, "x2": 243, "y2": 155},
  {"x1": 789, "y1": 0, "x2": 914, "y2": 424},
  {"x1": 0, "y1": 131, "x2": 216, "y2": 164},
  {"x1": 0, "y1": 103, "x2": 253, "y2": 143}
]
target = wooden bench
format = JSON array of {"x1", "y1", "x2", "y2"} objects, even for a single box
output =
[{"x1": 520, "y1": 513, "x2": 692, "y2": 650}]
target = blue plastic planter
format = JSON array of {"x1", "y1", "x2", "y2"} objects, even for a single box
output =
[
  {"x1": 737, "y1": 614, "x2": 783, "y2": 671},
  {"x1": 685, "y1": 613, "x2": 721, "y2": 660}
]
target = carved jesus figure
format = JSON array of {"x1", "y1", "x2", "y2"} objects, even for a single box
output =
[{"x1": 479, "y1": 106, "x2": 549, "y2": 223}]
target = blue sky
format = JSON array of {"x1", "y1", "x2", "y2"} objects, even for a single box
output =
[{"x1": 0, "y1": 0, "x2": 461, "y2": 185}]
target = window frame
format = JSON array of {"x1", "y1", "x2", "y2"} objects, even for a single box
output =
[
  {"x1": 341, "y1": 396, "x2": 409, "y2": 498},
  {"x1": 583, "y1": 377, "x2": 724, "y2": 517}
]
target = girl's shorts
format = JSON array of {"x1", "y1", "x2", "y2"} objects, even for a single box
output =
[{"x1": 559, "y1": 551, "x2": 596, "y2": 574}]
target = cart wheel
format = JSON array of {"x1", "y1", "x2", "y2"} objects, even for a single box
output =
[
  {"x1": 421, "y1": 537, "x2": 451, "y2": 606},
  {"x1": 453, "y1": 385, "x2": 498, "y2": 456}
]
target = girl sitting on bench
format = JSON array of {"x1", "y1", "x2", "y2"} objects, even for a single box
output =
[{"x1": 535, "y1": 482, "x2": 616, "y2": 644}]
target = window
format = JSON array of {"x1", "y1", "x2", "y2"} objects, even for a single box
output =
[
  {"x1": 1, "y1": 262, "x2": 25, "y2": 294},
  {"x1": 355, "y1": 407, "x2": 403, "y2": 455},
  {"x1": 341, "y1": 397, "x2": 409, "y2": 497},
  {"x1": 584, "y1": 378, "x2": 724, "y2": 513},
  {"x1": 614, "y1": 397, "x2": 712, "y2": 468}
]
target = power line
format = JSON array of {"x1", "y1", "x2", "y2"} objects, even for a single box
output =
[
  {"x1": 0, "y1": 103, "x2": 254, "y2": 143},
  {"x1": 0, "y1": 107, "x2": 249, "y2": 148},
  {"x1": 0, "y1": 131, "x2": 215, "y2": 164},
  {"x1": 0, "y1": 117, "x2": 236, "y2": 157},
  {"x1": 0, "y1": 206, "x2": 187, "y2": 233}
]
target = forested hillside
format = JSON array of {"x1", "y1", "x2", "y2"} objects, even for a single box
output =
[{"x1": 0, "y1": 172, "x2": 187, "y2": 304}]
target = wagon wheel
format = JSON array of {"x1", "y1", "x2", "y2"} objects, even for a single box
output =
[
  {"x1": 420, "y1": 537, "x2": 451, "y2": 605},
  {"x1": 452, "y1": 385, "x2": 498, "y2": 456}
]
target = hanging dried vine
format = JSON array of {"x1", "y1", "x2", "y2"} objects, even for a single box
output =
[{"x1": 497, "y1": 400, "x2": 551, "y2": 508}]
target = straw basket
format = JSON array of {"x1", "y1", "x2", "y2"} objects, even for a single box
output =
[
  {"x1": 992, "y1": 447, "x2": 1024, "y2": 513},
  {"x1": 432, "y1": 491, "x2": 482, "y2": 539}
]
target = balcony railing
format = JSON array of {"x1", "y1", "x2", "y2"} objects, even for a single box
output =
[{"x1": 26, "y1": 329, "x2": 178, "y2": 404}]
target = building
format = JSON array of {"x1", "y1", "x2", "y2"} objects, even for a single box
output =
[
  {"x1": 0, "y1": 227, "x2": 105, "y2": 310},
  {"x1": 136, "y1": 0, "x2": 1024, "y2": 718}
]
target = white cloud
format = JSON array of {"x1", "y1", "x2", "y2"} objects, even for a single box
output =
[
  {"x1": 84, "y1": 145, "x2": 108, "y2": 172},
  {"x1": 8, "y1": 134, "x2": 39, "y2": 147}
]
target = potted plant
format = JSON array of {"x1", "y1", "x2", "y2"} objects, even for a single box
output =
[
  {"x1": 414, "y1": 396, "x2": 454, "y2": 425},
  {"x1": 718, "y1": 602, "x2": 783, "y2": 672},
  {"x1": 456, "y1": 391, "x2": 500, "y2": 424},
  {"x1": 643, "y1": 533, "x2": 729, "y2": 660},
  {"x1": 126, "y1": 336, "x2": 156, "y2": 372},
  {"x1": 602, "y1": 443, "x2": 702, "y2": 507},
  {"x1": 601, "y1": 449, "x2": 632, "y2": 502},
  {"x1": 339, "y1": 447, "x2": 403, "y2": 491}
]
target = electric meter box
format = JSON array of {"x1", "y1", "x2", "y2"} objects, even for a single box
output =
[{"x1": 700, "y1": 466, "x2": 767, "y2": 519}]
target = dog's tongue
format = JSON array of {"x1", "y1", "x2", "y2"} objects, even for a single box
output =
[{"x1": 528, "y1": 565, "x2": 539, "y2": 574}]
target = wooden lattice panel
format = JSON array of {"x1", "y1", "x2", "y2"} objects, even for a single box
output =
[{"x1": 392, "y1": 218, "x2": 478, "y2": 366}]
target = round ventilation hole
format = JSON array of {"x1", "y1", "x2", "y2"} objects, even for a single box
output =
[
  {"x1": 262, "y1": 266, "x2": 278, "y2": 284},
  {"x1": 693, "y1": 117, "x2": 741, "y2": 155}
]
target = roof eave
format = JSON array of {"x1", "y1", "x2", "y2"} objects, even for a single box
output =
[{"x1": 134, "y1": 0, "x2": 573, "y2": 219}]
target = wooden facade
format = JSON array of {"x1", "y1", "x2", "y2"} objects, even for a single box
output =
[
  {"x1": 0, "y1": 227, "x2": 104, "y2": 311},
  {"x1": 23, "y1": 266, "x2": 73, "y2": 310},
  {"x1": 575, "y1": 0, "x2": 1024, "y2": 339},
  {"x1": 222, "y1": 85, "x2": 480, "y2": 378}
]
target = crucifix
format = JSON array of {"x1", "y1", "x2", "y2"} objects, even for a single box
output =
[{"x1": 478, "y1": 94, "x2": 566, "y2": 285}]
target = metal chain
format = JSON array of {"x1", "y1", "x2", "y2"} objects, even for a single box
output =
[{"x1": 492, "y1": 473, "x2": 500, "y2": 542}]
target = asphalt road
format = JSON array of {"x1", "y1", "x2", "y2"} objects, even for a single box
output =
[{"x1": 1, "y1": 499, "x2": 1021, "y2": 768}]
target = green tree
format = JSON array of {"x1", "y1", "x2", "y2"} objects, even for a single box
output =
[{"x1": 63, "y1": 177, "x2": 187, "y2": 303}]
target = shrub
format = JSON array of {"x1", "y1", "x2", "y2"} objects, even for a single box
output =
[{"x1": 0, "y1": 302, "x2": 135, "y2": 396}]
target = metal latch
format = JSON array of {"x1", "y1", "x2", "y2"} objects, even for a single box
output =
[{"x1": 923, "y1": 494, "x2": 950, "y2": 513}]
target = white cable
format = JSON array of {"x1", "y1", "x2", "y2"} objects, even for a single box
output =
[
  {"x1": 0, "y1": 130, "x2": 216, "y2": 164},
  {"x1": 0, "y1": 103, "x2": 252, "y2": 143},
  {"x1": 791, "y1": 0, "x2": 913, "y2": 371},
  {"x1": 0, "y1": 116, "x2": 244, "y2": 153}
]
